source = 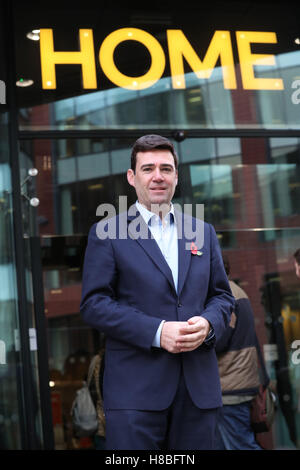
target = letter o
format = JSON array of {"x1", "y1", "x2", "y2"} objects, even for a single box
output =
[{"x1": 99, "y1": 28, "x2": 165, "y2": 90}]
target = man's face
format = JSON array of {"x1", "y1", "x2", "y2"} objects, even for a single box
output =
[
  {"x1": 127, "y1": 150, "x2": 178, "y2": 212},
  {"x1": 295, "y1": 261, "x2": 300, "y2": 279}
]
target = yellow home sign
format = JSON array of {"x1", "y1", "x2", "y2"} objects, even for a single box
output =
[{"x1": 39, "y1": 28, "x2": 284, "y2": 91}]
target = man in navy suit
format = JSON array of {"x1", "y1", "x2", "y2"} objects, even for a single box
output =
[{"x1": 80, "y1": 134, "x2": 234, "y2": 450}]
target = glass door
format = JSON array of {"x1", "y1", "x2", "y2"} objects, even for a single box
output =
[
  {"x1": 19, "y1": 136, "x2": 136, "y2": 449},
  {"x1": 178, "y1": 136, "x2": 300, "y2": 449},
  {"x1": 19, "y1": 135, "x2": 300, "y2": 449},
  {"x1": 0, "y1": 113, "x2": 24, "y2": 449}
]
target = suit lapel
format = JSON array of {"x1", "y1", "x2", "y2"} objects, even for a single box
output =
[
  {"x1": 127, "y1": 210, "x2": 176, "y2": 293},
  {"x1": 176, "y1": 210, "x2": 192, "y2": 296}
]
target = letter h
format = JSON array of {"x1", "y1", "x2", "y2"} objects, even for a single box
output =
[{"x1": 39, "y1": 29, "x2": 97, "y2": 89}]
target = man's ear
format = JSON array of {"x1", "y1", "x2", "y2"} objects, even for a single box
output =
[{"x1": 127, "y1": 169, "x2": 135, "y2": 188}]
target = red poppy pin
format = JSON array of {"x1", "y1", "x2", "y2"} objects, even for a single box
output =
[{"x1": 191, "y1": 242, "x2": 203, "y2": 256}]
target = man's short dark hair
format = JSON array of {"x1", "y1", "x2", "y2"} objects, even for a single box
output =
[
  {"x1": 294, "y1": 249, "x2": 300, "y2": 265},
  {"x1": 131, "y1": 134, "x2": 178, "y2": 172}
]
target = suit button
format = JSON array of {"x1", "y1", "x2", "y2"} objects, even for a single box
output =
[{"x1": 178, "y1": 302, "x2": 182, "y2": 307}]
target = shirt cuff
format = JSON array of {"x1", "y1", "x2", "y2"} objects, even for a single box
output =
[
  {"x1": 152, "y1": 320, "x2": 165, "y2": 348},
  {"x1": 203, "y1": 326, "x2": 215, "y2": 347}
]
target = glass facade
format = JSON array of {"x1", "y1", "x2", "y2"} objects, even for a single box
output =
[
  {"x1": 19, "y1": 135, "x2": 300, "y2": 449},
  {"x1": 0, "y1": 2, "x2": 23, "y2": 449},
  {"x1": 0, "y1": 0, "x2": 299, "y2": 450},
  {"x1": 18, "y1": 55, "x2": 300, "y2": 131},
  {"x1": 0, "y1": 112, "x2": 24, "y2": 450}
]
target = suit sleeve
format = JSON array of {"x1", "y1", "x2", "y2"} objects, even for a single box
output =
[
  {"x1": 80, "y1": 224, "x2": 162, "y2": 351},
  {"x1": 200, "y1": 224, "x2": 235, "y2": 342}
]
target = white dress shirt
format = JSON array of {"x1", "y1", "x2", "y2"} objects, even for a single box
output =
[{"x1": 136, "y1": 201, "x2": 179, "y2": 347}]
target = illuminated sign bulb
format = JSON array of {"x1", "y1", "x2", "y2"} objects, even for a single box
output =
[
  {"x1": 16, "y1": 78, "x2": 34, "y2": 87},
  {"x1": 27, "y1": 29, "x2": 40, "y2": 41}
]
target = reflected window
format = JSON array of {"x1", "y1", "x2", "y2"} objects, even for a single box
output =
[{"x1": 190, "y1": 165, "x2": 234, "y2": 227}]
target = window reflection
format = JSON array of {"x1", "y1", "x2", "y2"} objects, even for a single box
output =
[
  {"x1": 20, "y1": 136, "x2": 300, "y2": 449},
  {"x1": 18, "y1": 47, "x2": 300, "y2": 131},
  {"x1": 0, "y1": 116, "x2": 22, "y2": 449},
  {"x1": 19, "y1": 137, "x2": 300, "y2": 239},
  {"x1": 190, "y1": 165, "x2": 235, "y2": 227}
]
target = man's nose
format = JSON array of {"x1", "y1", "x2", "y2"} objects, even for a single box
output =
[{"x1": 152, "y1": 168, "x2": 164, "y2": 180}]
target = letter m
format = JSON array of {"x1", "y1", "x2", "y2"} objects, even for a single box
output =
[{"x1": 167, "y1": 30, "x2": 237, "y2": 89}]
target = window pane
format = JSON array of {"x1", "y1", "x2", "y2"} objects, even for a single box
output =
[{"x1": 0, "y1": 114, "x2": 22, "y2": 449}]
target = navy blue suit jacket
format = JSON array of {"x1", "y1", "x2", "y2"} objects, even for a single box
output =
[{"x1": 80, "y1": 208, "x2": 234, "y2": 411}]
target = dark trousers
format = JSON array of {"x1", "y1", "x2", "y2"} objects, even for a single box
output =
[
  {"x1": 214, "y1": 402, "x2": 262, "y2": 450},
  {"x1": 105, "y1": 374, "x2": 219, "y2": 450}
]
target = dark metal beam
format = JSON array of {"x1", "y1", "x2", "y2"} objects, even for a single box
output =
[{"x1": 18, "y1": 128, "x2": 300, "y2": 140}]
